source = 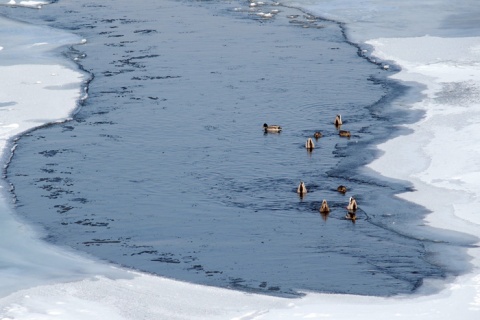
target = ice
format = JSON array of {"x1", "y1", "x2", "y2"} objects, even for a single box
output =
[
  {"x1": 284, "y1": 0, "x2": 480, "y2": 40},
  {"x1": 0, "y1": 11, "x2": 121, "y2": 299},
  {"x1": 366, "y1": 36, "x2": 480, "y2": 231},
  {"x1": 1, "y1": 0, "x2": 480, "y2": 319},
  {"x1": 4, "y1": 0, "x2": 48, "y2": 8}
]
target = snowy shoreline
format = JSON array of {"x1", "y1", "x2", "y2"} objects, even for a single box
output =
[{"x1": 1, "y1": 1, "x2": 480, "y2": 319}]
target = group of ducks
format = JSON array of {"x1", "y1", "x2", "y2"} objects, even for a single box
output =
[{"x1": 263, "y1": 114, "x2": 359, "y2": 221}]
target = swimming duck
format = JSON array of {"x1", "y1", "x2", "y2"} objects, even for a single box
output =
[
  {"x1": 337, "y1": 185, "x2": 347, "y2": 194},
  {"x1": 297, "y1": 181, "x2": 307, "y2": 195},
  {"x1": 334, "y1": 114, "x2": 342, "y2": 126},
  {"x1": 319, "y1": 199, "x2": 330, "y2": 213},
  {"x1": 305, "y1": 137, "x2": 315, "y2": 150},
  {"x1": 338, "y1": 130, "x2": 351, "y2": 138},
  {"x1": 347, "y1": 196, "x2": 358, "y2": 212},
  {"x1": 314, "y1": 131, "x2": 322, "y2": 139},
  {"x1": 263, "y1": 123, "x2": 282, "y2": 133},
  {"x1": 345, "y1": 212, "x2": 356, "y2": 221}
]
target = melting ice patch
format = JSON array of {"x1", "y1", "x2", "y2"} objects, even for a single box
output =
[
  {"x1": 0, "y1": 64, "x2": 85, "y2": 141},
  {"x1": 5, "y1": 0, "x2": 49, "y2": 8},
  {"x1": 366, "y1": 35, "x2": 480, "y2": 228},
  {"x1": 0, "y1": 4, "x2": 95, "y2": 299}
]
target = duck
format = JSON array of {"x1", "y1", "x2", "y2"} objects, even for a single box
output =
[
  {"x1": 263, "y1": 123, "x2": 282, "y2": 133},
  {"x1": 319, "y1": 199, "x2": 330, "y2": 213},
  {"x1": 305, "y1": 137, "x2": 315, "y2": 150},
  {"x1": 338, "y1": 130, "x2": 351, "y2": 138},
  {"x1": 346, "y1": 196, "x2": 358, "y2": 212},
  {"x1": 334, "y1": 114, "x2": 342, "y2": 126},
  {"x1": 314, "y1": 131, "x2": 322, "y2": 139},
  {"x1": 345, "y1": 212, "x2": 356, "y2": 221},
  {"x1": 337, "y1": 185, "x2": 347, "y2": 194},
  {"x1": 297, "y1": 181, "x2": 307, "y2": 195}
]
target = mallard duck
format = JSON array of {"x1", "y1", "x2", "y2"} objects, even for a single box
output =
[
  {"x1": 345, "y1": 212, "x2": 356, "y2": 221},
  {"x1": 339, "y1": 130, "x2": 351, "y2": 137},
  {"x1": 297, "y1": 181, "x2": 307, "y2": 195},
  {"x1": 347, "y1": 196, "x2": 358, "y2": 212},
  {"x1": 319, "y1": 199, "x2": 330, "y2": 213},
  {"x1": 337, "y1": 185, "x2": 347, "y2": 194},
  {"x1": 334, "y1": 114, "x2": 342, "y2": 126},
  {"x1": 314, "y1": 131, "x2": 322, "y2": 139},
  {"x1": 305, "y1": 137, "x2": 315, "y2": 150},
  {"x1": 263, "y1": 123, "x2": 282, "y2": 133}
]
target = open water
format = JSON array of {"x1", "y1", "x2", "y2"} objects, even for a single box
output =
[{"x1": 1, "y1": 0, "x2": 473, "y2": 297}]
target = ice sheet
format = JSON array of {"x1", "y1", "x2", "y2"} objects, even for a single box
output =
[{"x1": 1, "y1": 1, "x2": 480, "y2": 319}]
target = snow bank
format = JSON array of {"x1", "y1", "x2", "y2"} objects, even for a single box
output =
[
  {"x1": 363, "y1": 35, "x2": 480, "y2": 320},
  {"x1": 4, "y1": 0, "x2": 48, "y2": 9},
  {"x1": 367, "y1": 36, "x2": 480, "y2": 233},
  {"x1": 1, "y1": 2, "x2": 480, "y2": 320}
]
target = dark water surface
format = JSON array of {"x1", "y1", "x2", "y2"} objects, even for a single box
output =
[{"x1": 2, "y1": 0, "x2": 474, "y2": 297}]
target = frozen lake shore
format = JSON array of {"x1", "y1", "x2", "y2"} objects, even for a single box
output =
[{"x1": 0, "y1": 0, "x2": 479, "y2": 319}]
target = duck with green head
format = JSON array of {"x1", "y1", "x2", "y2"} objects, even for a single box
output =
[{"x1": 263, "y1": 123, "x2": 282, "y2": 133}]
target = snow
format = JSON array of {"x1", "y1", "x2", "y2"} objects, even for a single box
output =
[
  {"x1": 4, "y1": 0, "x2": 48, "y2": 8},
  {"x1": 366, "y1": 35, "x2": 480, "y2": 231},
  {"x1": 0, "y1": 1, "x2": 480, "y2": 319}
]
